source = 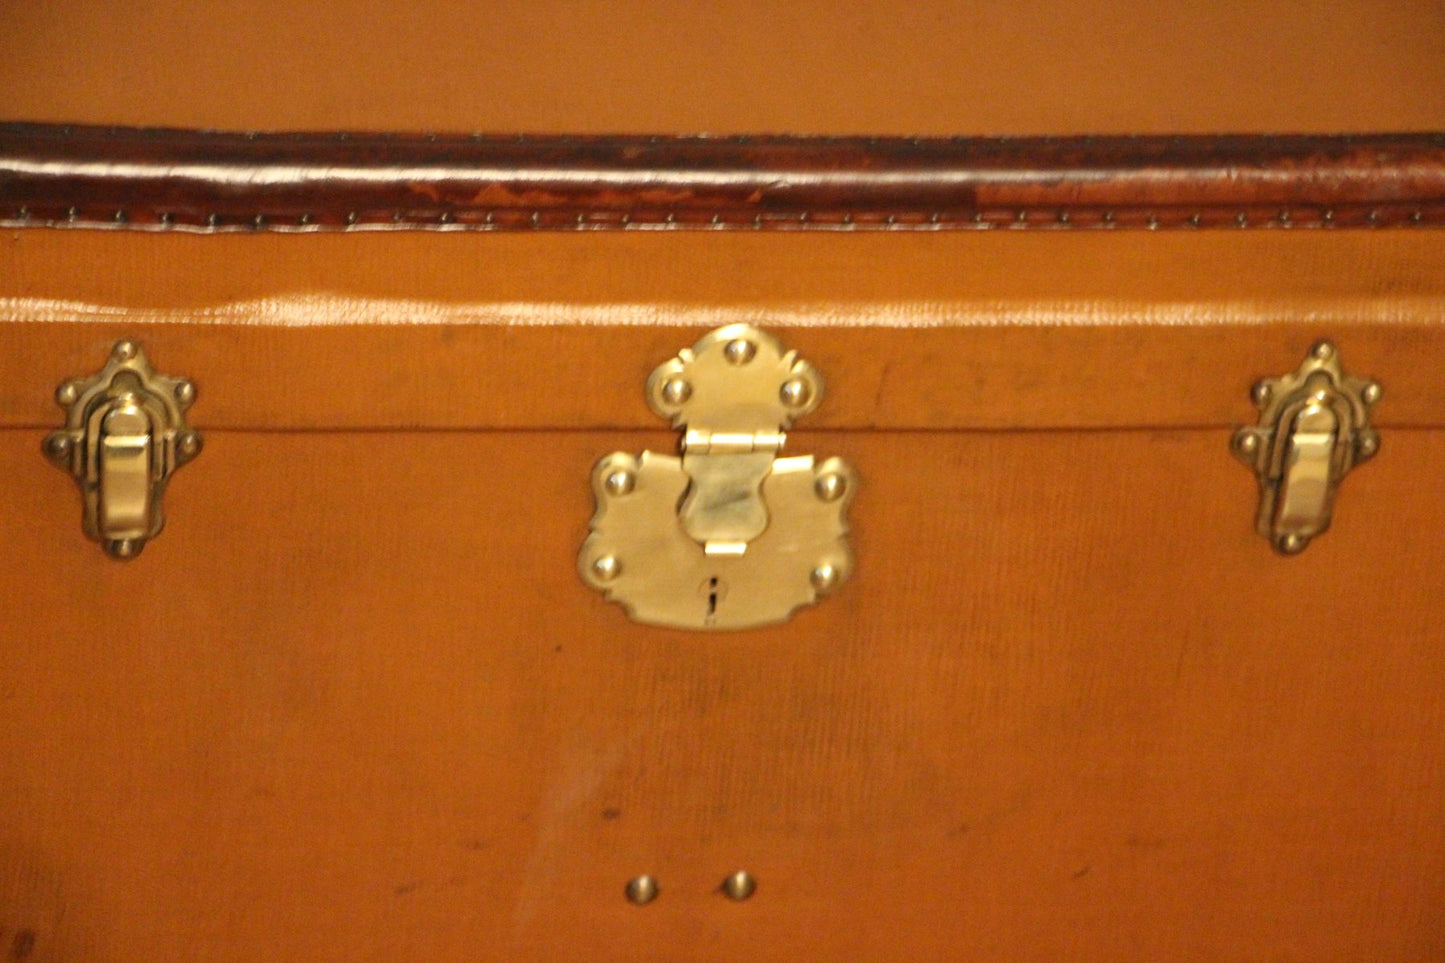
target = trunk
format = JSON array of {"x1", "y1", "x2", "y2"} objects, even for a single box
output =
[{"x1": 2, "y1": 1, "x2": 1443, "y2": 959}]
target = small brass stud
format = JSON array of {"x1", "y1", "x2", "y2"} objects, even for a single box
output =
[
  {"x1": 1361, "y1": 381, "x2": 1383, "y2": 406},
  {"x1": 112, "y1": 341, "x2": 138, "y2": 362},
  {"x1": 1251, "y1": 381, "x2": 1273, "y2": 407},
  {"x1": 44, "y1": 434, "x2": 72, "y2": 462},
  {"x1": 604, "y1": 469, "x2": 635, "y2": 496},
  {"x1": 592, "y1": 555, "x2": 622, "y2": 581},
  {"x1": 1357, "y1": 434, "x2": 1379, "y2": 458},
  {"x1": 55, "y1": 381, "x2": 80, "y2": 406},
  {"x1": 177, "y1": 431, "x2": 203, "y2": 460},
  {"x1": 810, "y1": 564, "x2": 839, "y2": 592},
  {"x1": 625, "y1": 875, "x2": 658, "y2": 905},
  {"x1": 660, "y1": 377, "x2": 692, "y2": 405},
  {"x1": 814, "y1": 472, "x2": 847, "y2": 501},
  {"x1": 724, "y1": 339, "x2": 757, "y2": 366},
  {"x1": 780, "y1": 378, "x2": 812, "y2": 409},
  {"x1": 1235, "y1": 432, "x2": 1260, "y2": 455},
  {"x1": 107, "y1": 538, "x2": 142, "y2": 560},
  {"x1": 174, "y1": 380, "x2": 196, "y2": 407},
  {"x1": 721, "y1": 870, "x2": 756, "y2": 901},
  {"x1": 1277, "y1": 534, "x2": 1308, "y2": 555},
  {"x1": 1311, "y1": 341, "x2": 1335, "y2": 362}
]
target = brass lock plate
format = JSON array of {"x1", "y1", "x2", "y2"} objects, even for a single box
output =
[
  {"x1": 1232, "y1": 341, "x2": 1380, "y2": 554},
  {"x1": 44, "y1": 341, "x2": 201, "y2": 558},
  {"x1": 579, "y1": 325, "x2": 856, "y2": 629}
]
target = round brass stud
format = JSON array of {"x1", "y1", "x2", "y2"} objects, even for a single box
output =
[
  {"x1": 1277, "y1": 534, "x2": 1308, "y2": 555},
  {"x1": 1311, "y1": 340, "x2": 1335, "y2": 362},
  {"x1": 177, "y1": 431, "x2": 203, "y2": 460},
  {"x1": 724, "y1": 339, "x2": 757, "y2": 365},
  {"x1": 1361, "y1": 381, "x2": 1383, "y2": 406},
  {"x1": 625, "y1": 875, "x2": 659, "y2": 905},
  {"x1": 604, "y1": 469, "x2": 636, "y2": 496},
  {"x1": 1250, "y1": 381, "x2": 1273, "y2": 408},
  {"x1": 1235, "y1": 432, "x2": 1260, "y2": 455},
  {"x1": 107, "y1": 538, "x2": 141, "y2": 560},
  {"x1": 55, "y1": 382, "x2": 80, "y2": 407},
  {"x1": 112, "y1": 341, "x2": 139, "y2": 362},
  {"x1": 810, "y1": 564, "x2": 839, "y2": 592},
  {"x1": 814, "y1": 472, "x2": 847, "y2": 502},
  {"x1": 780, "y1": 377, "x2": 812, "y2": 409},
  {"x1": 44, "y1": 434, "x2": 71, "y2": 461},
  {"x1": 1357, "y1": 434, "x2": 1379, "y2": 458},
  {"x1": 660, "y1": 377, "x2": 692, "y2": 405},
  {"x1": 592, "y1": 555, "x2": 622, "y2": 581},
  {"x1": 174, "y1": 380, "x2": 197, "y2": 407},
  {"x1": 721, "y1": 870, "x2": 756, "y2": 901}
]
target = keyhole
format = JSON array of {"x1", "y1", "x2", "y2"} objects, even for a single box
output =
[{"x1": 699, "y1": 576, "x2": 729, "y2": 623}]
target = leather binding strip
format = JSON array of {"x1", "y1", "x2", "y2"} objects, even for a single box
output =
[{"x1": 1, "y1": 123, "x2": 1442, "y2": 232}]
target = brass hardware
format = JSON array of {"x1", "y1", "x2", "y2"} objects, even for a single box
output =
[
  {"x1": 44, "y1": 341, "x2": 201, "y2": 559},
  {"x1": 580, "y1": 325, "x2": 856, "y2": 629},
  {"x1": 1232, "y1": 341, "x2": 1380, "y2": 555},
  {"x1": 721, "y1": 870, "x2": 757, "y2": 901},
  {"x1": 624, "y1": 875, "x2": 659, "y2": 905}
]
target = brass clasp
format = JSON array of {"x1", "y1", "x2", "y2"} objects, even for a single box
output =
[
  {"x1": 580, "y1": 325, "x2": 856, "y2": 629},
  {"x1": 1232, "y1": 341, "x2": 1380, "y2": 555},
  {"x1": 44, "y1": 341, "x2": 202, "y2": 559}
]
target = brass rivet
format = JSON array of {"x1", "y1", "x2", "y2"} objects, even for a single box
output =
[
  {"x1": 1311, "y1": 341, "x2": 1335, "y2": 362},
  {"x1": 1361, "y1": 381, "x2": 1383, "y2": 405},
  {"x1": 112, "y1": 341, "x2": 138, "y2": 362},
  {"x1": 721, "y1": 870, "x2": 756, "y2": 901},
  {"x1": 174, "y1": 380, "x2": 196, "y2": 407},
  {"x1": 1277, "y1": 534, "x2": 1308, "y2": 555},
  {"x1": 177, "y1": 431, "x2": 203, "y2": 460},
  {"x1": 1357, "y1": 434, "x2": 1379, "y2": 457},
  {"x1": 55, "y1": 381, "x2": 80, "y2": 406},
  {"x1": 44, "y1": 434, "x2": 71, "y2": 461},
  {"x1": 780, "y1": 378, "x2": 812, "y2": 409},
  {"x1": 814, "y1": 472, "x2": 847, "y2": 501},
  {"x1": 107, "y1": 538, "x2": 142, "y2": 560},
  {"x1": 604, "y1": 469, "x2": 635, "y2": 496},
  {"x1": 724, "y1": 339, "x2": 757, "y2": 365},
  {"x1": 661, "y1": 378, "x2": 692, "y2": 405},
  {"x1": 810, "y1": 564, "x2": 839, "y2": 592},
  {"x1": 1235, "y1": 433, "x2": 1260, "y2": 455},
  {"x1": 625, "y1": 875, "x2": 658, "y2": 905},
  {"x1": 1251, "y1": 381, "x2": 1273, "y2": 407},
  {"x1": 592, "y1": 555, "x2": 622, "y2": 581}
]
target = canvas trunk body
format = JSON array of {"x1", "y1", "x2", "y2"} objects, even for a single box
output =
[{"x1": 2, "y1": 2, "x2": 1445, "y2": 960}]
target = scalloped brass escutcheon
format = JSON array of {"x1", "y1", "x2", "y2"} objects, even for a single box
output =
[
  {"x1": 579, "y1": 325, "x2": 856, "y2": 629},
  {"x1": 43, "y1": 341, "x2": 202, "y2": 559},
  {"x1": 1232, "y1": 340, "x2": 1380, "y2": 555}
]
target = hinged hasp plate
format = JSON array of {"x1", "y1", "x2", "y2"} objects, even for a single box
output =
[
  {"x1": 44, "y1": 340, "x2": 202, "y2": 559},
  {"x1": 580, "y1": 325, "x2": 856, "y2": 629},
  {"x1": 1232, "y1": 340, "x2": 1380, "y2": 555}
]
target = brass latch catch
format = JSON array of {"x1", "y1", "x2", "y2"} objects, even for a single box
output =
[
  {"x1": 580, "y1": 325, "x2": 856, "y2": 629},
  {"x1": 44, "y1": 341, "x2": 202, "y2": 559},
  {"x1": 1232, "y1": 341, "x2": 1380, "y2": 555}
]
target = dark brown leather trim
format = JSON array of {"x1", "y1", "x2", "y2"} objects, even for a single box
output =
[{"x1": 1, "y1": 123, "x2": 1442, "y2": 232}]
